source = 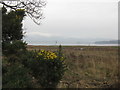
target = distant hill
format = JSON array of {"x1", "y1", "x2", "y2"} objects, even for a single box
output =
[
  {"x1": 95, "y1": 40, "x2": 120, "y2": 44},
  {"x1": 24, "y1": 34, "x2": 113, "y2": 45}
]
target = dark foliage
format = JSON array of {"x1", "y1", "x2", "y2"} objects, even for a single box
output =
[{"x1": 2, "y1": 7, "x2": 26, "y2": 55}]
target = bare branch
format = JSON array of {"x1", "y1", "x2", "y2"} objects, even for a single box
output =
[{"x1": 0, "y1": 0, "x2": 46, "y2": 25}]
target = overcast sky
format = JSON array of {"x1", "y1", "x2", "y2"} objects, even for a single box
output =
[{"x1": 23, "y1": 0, "x2": 119, "y2": 44}]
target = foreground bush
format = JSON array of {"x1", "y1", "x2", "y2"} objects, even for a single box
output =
[
  {"x1": 2, "y1": 60, "x2": 33, "y2": 88},
  {"x1": 28, "y1": 48, "x2": 66, "y2": 88},
  {"x1": 3, "y1": 40, "x2": 27, "y2": 56},
  {"x1": 2, "y1": 45, "x2": 66, "y2": 88}
]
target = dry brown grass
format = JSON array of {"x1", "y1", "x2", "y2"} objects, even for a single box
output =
[{"x1": 27, "y1": 45, "x2": 119, "y2": 88}]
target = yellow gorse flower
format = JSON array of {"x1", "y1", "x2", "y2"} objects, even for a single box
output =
[
  {"x1": 37, "y1": 50, "x2": 57, "y2": 60},
  {"x1": 16, "y1": 9, "x2": 25, "y2": 11}
]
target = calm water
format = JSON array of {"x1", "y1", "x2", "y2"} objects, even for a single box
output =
[{"x1": 29, "y1": 44, "x2": 119, "y2": 46}]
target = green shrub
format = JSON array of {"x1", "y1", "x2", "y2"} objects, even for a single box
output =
[
  {"x1": 2, "y1": 61, "x2": 33, "y2": 88},
  {"x1": 29, "y1": 49, "x2": 66, "y2": 88},
  {"x1": 3, "y1": 40, "x2": 27, "y2": 56},
  {"x1": 2, "y1": 45, "x2": 66, "y2": 88}
]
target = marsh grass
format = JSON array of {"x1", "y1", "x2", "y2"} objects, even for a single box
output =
[{"x1": 27, "y1": 45, "x2": 119, "y2": 88}]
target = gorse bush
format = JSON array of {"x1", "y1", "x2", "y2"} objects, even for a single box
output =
[
  {"x1": 2, "y1": 45, "x2": 66, "y2": 88},
  {"x1": 29, "y1": 47, "x2": 66, "y2": 88},
  {"x1": 36, "y1": 50, "x2": 57, "y2": 60},
  {"x1": 2, "y1": 60, "x2": 33, "y2": 88},
  {"x1": 3, "y1": 40, "x2": 27, "y2": 56}
]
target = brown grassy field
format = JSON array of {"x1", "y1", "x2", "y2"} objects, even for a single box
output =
[{"x1": 27, "y1": 45, "x2": 119, "y2": 88}]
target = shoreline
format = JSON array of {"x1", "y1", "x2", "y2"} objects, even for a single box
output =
[{"x1": 27, "y1": 44, "x2": 119, "y2": 47}]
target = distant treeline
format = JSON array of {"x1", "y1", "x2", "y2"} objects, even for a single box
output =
[{"x1": 95, "y1": 40, "x2": 120, "y2": 44}]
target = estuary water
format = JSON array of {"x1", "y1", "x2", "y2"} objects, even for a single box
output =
[{"x1": 28, "y1": 44, "x2": 119, "y2": 46}]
